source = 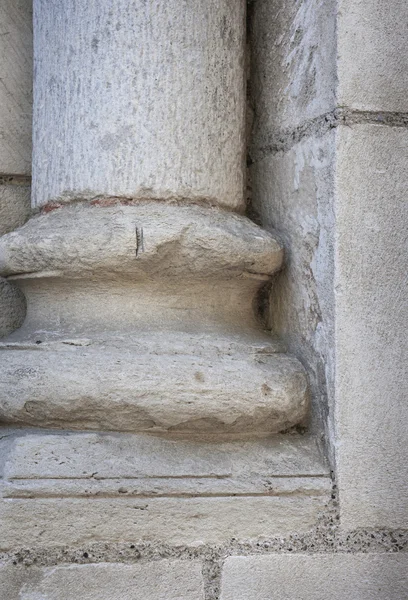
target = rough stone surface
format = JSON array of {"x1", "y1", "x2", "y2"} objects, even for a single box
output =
[
  {"x1": 335, "y1": 124, "x2": 408, "y2": 529},
  {"x1": 250, "y1": 132, "x2": 335, "y2": 436},
  {"x1": 249, "y1": 0, "x2": 337, "y2": 155},
  {"x1": 0, "y1": 203, "x2": 283, "y2": 280},
  {"x1": 1, "y1": 431, "x2": 329, "y2": 480},
  {"x1": 0, "y1": 277, "x2": 26, "y2": 338},
  {"x1": 0, "y1": 202, "x2": 309, "y2": 436},
  {"x1": 0, "y1": 183, "x2": 30, "y2": 235},
  {"x1": 338, "y1": 0, "x2": 408, "y2": 112},
  {"x1": 0, "y1": 338, "x2": 308, "y2": 434},
  {"x1": 0, "y1": 430, "x2": 330, "y2": 498},
  {"x1": 0, "y1": 496, "x2": 329, "y2": 550},
  {"x1": 0, "y1": 0, "x2": 32, "y2": 175},
  {"x1": 220, "y1": 554, "x2": 408, "y2": 599},
  {"x1": 0, "y1": 561, "x2": 205, "y2": 600},
  {"x1": 32, "y1": 0, "x2": 245, "y2": 209}
]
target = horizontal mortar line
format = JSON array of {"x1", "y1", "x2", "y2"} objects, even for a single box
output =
[
  {"x1": 0, "y1": 173, "x2": 31, "y2": 185},
  {"x1": 249, "y1": 107, "x2": 408, "y2": 162}
]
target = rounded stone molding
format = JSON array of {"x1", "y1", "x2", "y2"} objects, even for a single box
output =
[
  {"x1": 0, "y1": 202, "x2": 309, "y2": 436},
  {"x1": 0, "y1": 331, "x2": 309, "y2": 435},
  {"x1": 0, "y1": 201, "x2": 283, "y2": 281}
]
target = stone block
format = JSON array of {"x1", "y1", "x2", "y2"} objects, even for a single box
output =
[
  {"x1": 2, "y1": 431, "x2": 329, "y2": 480},
  {"x1": 335, "y1": 124, "x2": 408, "y2": 529},
  {"x1": 250, "y1": 0, "x2": 337, "y2": 154},
  {"x1": 220, "y1": 554, "x2": 408, "y2": 599},
  {"x1": 0, "y1": 0, "x2": 32, "y2": 174},
  {"x1": 0, "y1": 183, "x2": 30, "y2": 235},
  {"x1": 338, "y1": 0, "x2": 408, "y2": 112},
  {"x1": 0, "y1": 561, "x2": 205, "y2": 600},
  {"x1": 250, "y1": 131, "x2": 336, "y2": 433},
  {"x1": 0, "y1": 429, "x2": 331, "y2": 499},
  {"x1": 0, "y1": 495, "x2": 329, "y2": 550}
]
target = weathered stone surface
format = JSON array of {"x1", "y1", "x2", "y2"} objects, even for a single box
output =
[
  {"x1": 1, "y1": 431, "x2": 329, "y2": 480},
  {"x1": 338, "y1": 0, "x2": 408, "y2": 112},
  {"x1": 249, "y1": 0, "x2": 337, "y2": 154},
  {"x1": 0, "y1": 496, "x2": 329, "y2": 549},
  {"x1": 0, "y1": 561, "x2": 205, "y2": 599},
  {"x1": 0, "y1": 203, "x2": 283, "y2": 280},
  {"x1": 221, "y1": 554, "x2": 408, "y2": 599},
  {"x1": 0, "y1": 336, "x2": 308, "y2": 434},
  {"x1": 250, "y1": 132, "x2": 336, "y2": 435},
  {"x1": 0, "y1": 277, "x2": 26, "y2": 338},
  {"x1": 335, "y1": 125, "x2": 408, "y2": 529},
  {"x1": 0, "y1": 201, "x2": 308, "y2": 436},
  {"x1": 32, "y1": 0, "x2": 245, "y2": 209},
  {"x1": 1, "y1": 476, "x2": 332, "y2": 500},
  {"x1": 0, "y1": 183, "x2": 30, "y2": 235},
  {"x1": 0, "y1": 430, "x2": 330, "y2": 498},
  {"x1": 0, "y1": 0, "x2": 32, "y2": 175}
]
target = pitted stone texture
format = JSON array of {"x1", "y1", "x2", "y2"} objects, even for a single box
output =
[
  {"x1": 0, "y1": 337, "x2": 308, "y2": 435},
  {"x1": 335, "y1": 125, "x2": 408, "y2": 529},
  {"x1": 338, "y1": 0, "x2": 408, "y2": 112},
  {"x1": 0, "y1": 496, "x2": 329, "y2": 549},
  {"x1": 0, "y1": 561, "x2": 205, "y2": 600},
  {"x1": 32, "y1": 0, "x2": 245, "y2": 209},
  {"x1": 221, "y1": 554, "x2": 408, "y2": 599},
  {"x1": 0, "y1": 0, "x2": 32, "y2": 174},
  {"x1": 0, "y1": 203, "x2": 283, "y2": 280},
  {"x1": 0, "y1": 277, "x2": 26, "y2": 338},
  {"x1": 0, "y1": 184, "x2": 30, "y2": 235}
]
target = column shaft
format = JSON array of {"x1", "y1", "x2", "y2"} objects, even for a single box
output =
[{"x1": 32, "y1": 0, "x2": 246, "y2": 210}]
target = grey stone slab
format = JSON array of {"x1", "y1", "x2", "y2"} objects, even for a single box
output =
[
  {"x1": 0, "y1": 0, "x2": 32, "y2": 174},
  {"x1": 0, "y1": 561, "x2": 205, "y2": 600},
  {"x1": 221, "y1": 554, "x2": 408, "y2": 599},
  {"x1": 1, "y1": 431, "x2": 329, "y2": 480},
  {"x1": 0, "y1": 496, "x2": 329, "y2": 549},
  {"x1": 338, "y1": 0, "x2": 408, "y2": 111},
  {"x1": 2, "y1": 432, "x2": 233, "y2": 479},
  {"x1": 335, "y1": 124, "x2": 408, "y2": 529}
]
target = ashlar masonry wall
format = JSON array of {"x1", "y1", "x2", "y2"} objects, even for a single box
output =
[{"x1": 0, "y1": 1, "x2": 407, "y2": 599}]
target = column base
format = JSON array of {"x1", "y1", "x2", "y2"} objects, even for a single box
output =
[{"x1": 0, "y1": 201, "x2": 309, "y2": 436}]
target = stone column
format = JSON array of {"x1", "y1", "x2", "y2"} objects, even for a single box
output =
[
  {"x1": 0, "y1": 0, "x2": 308, "y2": 436},
  {"x1": 32, "y1": 0, "x2": 245, "y2": 211}
]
